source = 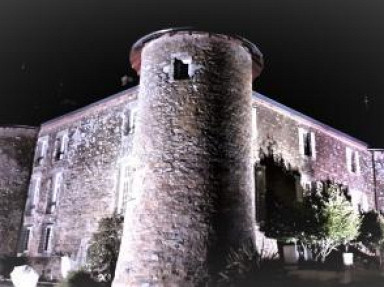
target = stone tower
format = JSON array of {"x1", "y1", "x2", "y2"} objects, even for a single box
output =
[{"x1": 112, "y1": 28, "x2": 263, "y2": 286}]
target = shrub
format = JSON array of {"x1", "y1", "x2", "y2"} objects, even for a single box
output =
[
  {"x1": 264, "y1": 180, "x2": 361, "y2": 263},
  {"x1": 300, "y1": 183, "x2": 361, "y2": 262},
  {"x1": 358, "y1": 210, "x2": 384, "y2": 254},
  {"x1": 214, "y1": 240, "x2": 281, "y2": 287},
  {"x1": 58, "y1": 270, "x2": 102, "y2": 287},
  {"x1": 0, "y1": 256, "x2": 28, "y2": 278},
  {"x1": 87, "y1": 214, "x2": 124, "y2": 283}
]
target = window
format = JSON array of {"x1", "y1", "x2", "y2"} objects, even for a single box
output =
[
  {"x1": 53, "y1": 131, "x2": 68, "y2": 161},
  {"x1": 42, "y1": 225, "x2": 53, "y2": 253},
  {"x1": 117, "y1": 162, "x2": 133, "y2": 214},
  {"x1": 26, "y1": 176, "x2": 41, "y2": 216},
  {"x1": 35, "y1": 137, "x2": 48, "y2": 165},
  {"x1": 346, "y1": 147, "x2": 360, "y2": 174},
  {"x1": 173, "y1": 58, "x2": 190, "y2": 80},
  {"x1": 123, "y1": 109, "x2": 137, "y2": 135},
  {"x1": 299, "y1": 128, "x2": 316, "y2": 159},
  {"x1": 46, "y1": 172, "x2": 62, "y2": 214},
  {"x1": 20, "y1": 226, "x2": 32, "y2": 252}
]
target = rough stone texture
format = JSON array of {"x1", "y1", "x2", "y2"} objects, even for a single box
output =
[
  {"x1": 253, "y1": 94, "x2": 375, "y2": 211},
  {"x1": 20, "y1": 89, "x2": 137, "y2": 279},
  {"x1": 371, "y1": 150, "x2": 384, "y2": 212},
  {"x1": 113, "y1": 32, "x2": 256, "y2": 287},
  {"x1": 0, "y1": 126, "x2": 37, "y2": 256},
  {"x1": 4, "y1": 29, "x2": 384, "y2": 284}
]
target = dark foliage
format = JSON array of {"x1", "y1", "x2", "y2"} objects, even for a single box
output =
[
  {"x1": 87, "y1": 214, "x2": 124, "y2": 283},
  {"x1": 358, "y1": 210, "x2": 384, "y2": 252},
  {"x1": 58, "y1": 270, "x2": 103, "y2": 287},
  {"x1": 0, "y1": 256, "x2": 28, "y2": 278}
]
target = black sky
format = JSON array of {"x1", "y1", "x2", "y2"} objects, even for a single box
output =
[{"x1": 1, "y1": 0, "x2": 383, "y2": 146}]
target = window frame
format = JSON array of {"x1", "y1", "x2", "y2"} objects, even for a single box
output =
[
  {"x1": 42, "y1": 225, "x2": 53, "y2": 253},
  {"x1": 298, "y1": 127, "x2": 316, "y2": 159},
  {"x1": 346, "y1": 147, "x2": 360, "y2": 174},
  {"x1": 117, "y1": 161, "x2": 134, "y2": 214},
  {"x1": 53, "y1": 131, "x2": 68, "y2": 162},
  {"x1": 35, "y1": 136, "x2": 49, "y2": 166},
  {"x1": 26, "y1": 175, "x2": 41, "y2": 216},
  {"x1": 46, "y1": 172, "x2": 62, "y2": 214}
]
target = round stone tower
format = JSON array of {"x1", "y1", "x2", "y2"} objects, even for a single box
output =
[{"x1": 113, "y1": 28, "x2": 263, "y2": 287}]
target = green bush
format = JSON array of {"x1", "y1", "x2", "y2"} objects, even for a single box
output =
[
  {"x1": 300, "y1": 183, "x2": 361, "y2": 262},
  {"x1": 87, "y1": 214, "x2": 124, "y2": 283}
]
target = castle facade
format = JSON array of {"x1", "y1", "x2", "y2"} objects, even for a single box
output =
[{"x1": 0, "y1": 29, "x2": 384, "y2": 283}]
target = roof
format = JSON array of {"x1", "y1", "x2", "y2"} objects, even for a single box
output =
[
  {"x1": 253, "y1": 91, "x2": 368, "y2": 149},
  {"x1": 37, "y1": 85, "x2": 369, "y2": 149},
  {"x1": 40, "y1": 86, "x2": 138, "y2": 131}
]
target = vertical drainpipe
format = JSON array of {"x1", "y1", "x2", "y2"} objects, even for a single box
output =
[{"x1": 369, "y1": 149, "x2": 379, "y2": 211}]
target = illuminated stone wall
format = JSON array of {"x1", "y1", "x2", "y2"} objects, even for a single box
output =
[
  {"x1": 253, "y1": 93, "x2": 375, "y2": 213},
  {"x1": 7, "y1": 30, "x2": 383, "y2": 284},
  {"x1": 113, "y1": 31, "x2": 260, "y2": 287},
  {"x1": 372, "y1": 150, "x2": 384, "y2": 212},
  {"x1": 20, "y1": 88, "x2": 137, "y2": 278},
  {"x1": 0, "y1": 126, "x2": 37, "y2": 255}
]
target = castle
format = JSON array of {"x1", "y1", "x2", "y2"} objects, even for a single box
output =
[{"x1": 1, "y1": 28, "x2": 384, "y2": 285}]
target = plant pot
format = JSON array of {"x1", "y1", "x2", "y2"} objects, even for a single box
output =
[
  {"x1": 342, "y1": 252, "x2": 354, "y2": 266},
  {"x1": 283, "y1": 244, "x2": 299, "y2": 264}
]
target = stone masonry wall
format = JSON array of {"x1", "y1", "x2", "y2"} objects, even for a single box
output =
[
  {"x1": 113, "y1": 32, "x2": 257, "y2": 287},
  {"x1": 253, "y1": 93, "x2": 375, "y2": 212},
  {"x1": 0, "y1": 126, "x2": 37, "y2": 255},
  {"x1": 372, "y1": 150, "x2": 384, "y2": 212},
  {"x1": 21, "y1": 88, "x2": 137, "y2": 279}
]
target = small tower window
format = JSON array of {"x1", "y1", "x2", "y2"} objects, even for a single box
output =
[{"x1": 173, "y1": 58, "x2": 189, "y2": 80}]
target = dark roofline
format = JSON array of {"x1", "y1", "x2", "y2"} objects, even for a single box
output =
[
  {"x1": 253, "y1": 91, "x2": 368, "y2": 148},
  {"x1": 41, "y1": 86, "x2": 138, "y2": 128}
]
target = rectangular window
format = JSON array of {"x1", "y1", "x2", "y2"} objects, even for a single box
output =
[
  {"x1": 26, "y1": 176, "x2": 41, "y2": 216},
  {"x1": 53, "y1": 132, "x2": 68, "y2": 161},
  {"x1": 46, "y1": 172, "x2": 62, "y2": 214},
  {"x1": 21, "y1": 226, "x2": 31, "y2": 252},
  {"x1": 35, "y1": 137, "x2": 48, "y2": 166},
  {"x1": 117, "y1": 163, "x2": 133, "y2": 214},
  {"x1": 346, "y1": 147, "x2": 360, "y2": 174},
  {"x1": 43, "y1": 225, "x2": 53, "y2": 252},
  {"x1": 298, "y1": 128, "x2": 316, "y2": 159},
  {"x1": 173, "y1": 58, "x2": 189, "y2": 80},
  {"x1": 123, "y1": 109, "x2": 137, "y2": 136}
]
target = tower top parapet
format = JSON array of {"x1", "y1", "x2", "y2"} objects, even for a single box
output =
[{"x1": 129, "y1": 27, "x2": 264, "y2": 80}]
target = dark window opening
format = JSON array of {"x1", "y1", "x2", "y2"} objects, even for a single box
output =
[
  {"x1": 23, "y1": 228, "x2": 30, "y2": 251},
  {"x1": 43, "y1": 227, "x2": 52, "y2": 251},
  {"x1": 173, "y1": 58, "x2": 189, "y2": 80},
  {"x1": 351, "y1": 152, "x2": 357, "y2": 173},
  {"x1": 303, "y1": 132, "x2": 312, "y2": 157}
]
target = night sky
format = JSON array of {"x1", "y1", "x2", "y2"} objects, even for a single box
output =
[{"x1": 1, "y1": 0, "x2": 384, "y2": 146}]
